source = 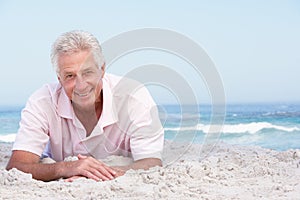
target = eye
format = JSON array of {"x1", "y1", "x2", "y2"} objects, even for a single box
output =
[
  {"x1": 65, "y1": 74, "x2": 74, "y2": 80},
  {"x1": 83, "y1": 70, "x2": 95, "y2": 77}
]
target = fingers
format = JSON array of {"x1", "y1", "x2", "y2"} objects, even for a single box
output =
[
  {"x1": 64, "y1": 175, "x2": 83, "y2": 182},
  {"x1": 75, "y1": 155, "x2": 117, "y2": 181},
  {"x1": 77, "y1": 154, "x2": 88, "y2": 160},
  {"x1": 85, "y1": 168, "x2": 111, "y2": 181},
  {"x1": 93, "y1": 164, "x2": 116, "y2": 180},
  {"x1": 111, "y1": 167, "x2": 126, "y2": 177}
]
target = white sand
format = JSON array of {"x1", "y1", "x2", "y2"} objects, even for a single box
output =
[{"x1": 0, "y1": 141, "x2": 300, "y2": 199}]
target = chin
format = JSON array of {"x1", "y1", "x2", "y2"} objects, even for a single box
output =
[{"x1": 73, "y1": 96, "x2": 96, "y2": 108}]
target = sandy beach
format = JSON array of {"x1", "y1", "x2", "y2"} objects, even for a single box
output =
[{"x1": 0, "y1": 141, "x2": 300, "y2": 200}]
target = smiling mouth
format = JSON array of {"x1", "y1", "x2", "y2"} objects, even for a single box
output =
[{"x1": 74, "y1": 89, "x2": 93, "y2": 97}]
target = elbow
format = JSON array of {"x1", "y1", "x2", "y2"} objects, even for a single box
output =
[
  {"x1": 144, "y1": 158, "x2": 163, "y2": 169},
  {"x1": 6, "y1": 160, "x2": 18, "y2": 171},
  {"x1": 5, "y1": 165, "x2": 11, "y2": 171},
  {"x1": 156, "y1": 159, "x2": 163, "y2": 168},
  {"x1": 6, "y1": 161, "x2": 13, "y2": 171},
  {"x1": 151, "y1": 158, "x2": 162, "y2": 168},
  {"x1": 157, "y1": 162, "x2": 163, "y2": 167}
]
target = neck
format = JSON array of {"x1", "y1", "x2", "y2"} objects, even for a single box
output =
[
  {"x1": 72, "y1": 91, "x2": 103, "y2": 120},
  {"x1": 72, "y1": 92, "x2": 103, "y2": 136}
]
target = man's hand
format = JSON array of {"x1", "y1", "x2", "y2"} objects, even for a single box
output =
[
  {"x1": 6, "y1": 150, "x2": 117, "y2": 182},
  {"x1": 7, "y1": 150, "x2": 161, "y2": 182},
  {"x1": 112, "y1": 158, "x2": 162, "y2": 174},
  {"x1": 65, "y1": 157, "x2": 162, "y2": 182},
  {"x1": 63, "y1": 154, "x2": 117, "y2": 182}
]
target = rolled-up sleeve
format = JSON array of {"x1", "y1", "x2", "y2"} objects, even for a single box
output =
[
  {"x1": 127, "y1": 87, "x2": 164, "y2": 161},
  {"x1": 13, "y1": 90, "x2": 50, "y2": 157}
]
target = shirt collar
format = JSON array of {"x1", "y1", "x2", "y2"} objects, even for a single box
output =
[
  {"x1": 57, "y1": 84, "x2": 73, "y2": 119},
  {"x1": 98, "y1": 75, "x2": 119, "y2": 129}
]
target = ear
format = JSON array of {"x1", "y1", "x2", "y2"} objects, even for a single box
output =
[{"x1": 101, "y1": 63, "x2": 106, "y2": 78}]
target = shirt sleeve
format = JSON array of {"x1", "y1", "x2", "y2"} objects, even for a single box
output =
[
  {"x1": 127, "y1": 86, "x2": 164, "y2": 161},
  {"x1": 12, "y1": 88, "x2": 50, "y2": 157}
]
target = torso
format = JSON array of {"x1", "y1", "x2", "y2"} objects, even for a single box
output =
[{"x1": 73, "y1": 93, "x2": 103, "y2": 137}]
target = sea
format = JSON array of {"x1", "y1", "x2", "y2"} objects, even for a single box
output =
[{"x1": 0, "y1": 103, "x2": 299, "y2": 151}]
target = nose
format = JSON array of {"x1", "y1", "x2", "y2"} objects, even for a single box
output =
[{"x1": 74, "y1": 74, "x2": 88, "y2": 91}]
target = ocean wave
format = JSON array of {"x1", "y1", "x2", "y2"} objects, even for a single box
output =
[
  {"x1": 0, "y1": 133, "x2": 16, "y2": 142},
  {"x1": 262, "y1": 111, "x2": 300, "y2": 117},
  {"x1": 164, "y1": 122, "x2": 300, "y2": 134}
]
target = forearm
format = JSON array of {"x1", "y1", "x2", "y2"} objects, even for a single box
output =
[
  {"x1": 6, "y1": 160, "x2": 67, "y2": 181},
  {"x1": 114, "y1": 158, "x2": 162, "y2": 172},
  {"x1": 7, "y1": 151, "x2": 117, "y2": 182}
]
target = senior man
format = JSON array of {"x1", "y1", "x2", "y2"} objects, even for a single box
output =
[{"x1": 6, "y1": 30, "x2": 164, "y2": 182}]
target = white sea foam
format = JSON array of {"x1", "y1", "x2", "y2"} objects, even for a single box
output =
[
  {"x1": 164, "y1": 122, "x2": 300, "y2": 134},
  {"x1": 0, "y1": 133, "x2": 16, "y2": 142}
]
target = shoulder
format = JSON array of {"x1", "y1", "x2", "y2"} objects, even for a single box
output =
[
  {"x1": 27, "y1": 83, "x2": 62, "y2": 109},
  {"x1": 103, "y1": 73, "x2": 123, "y2": 87},
  {"x1": 105, "y1": 73, "x2": 156, "y2": 108}
]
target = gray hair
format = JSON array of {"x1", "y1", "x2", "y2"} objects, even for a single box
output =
[{"x1": 50, "y1": 30, "x2": 105, "y2": 74}]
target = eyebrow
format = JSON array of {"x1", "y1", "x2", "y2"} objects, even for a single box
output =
[
  {"x1": 82, "y1": 67, "x2": 94, "y2": 71},
  {"x1": 59, "y1": 70, "x2": 73, "y2": 77},
  {"x1": 80, "y1": 64, "x2": 98, "y2": 71}
]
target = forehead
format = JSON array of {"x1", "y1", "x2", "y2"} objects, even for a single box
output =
[{"x1": 58, "y1": 51, "x2": 97, "y2": 72}]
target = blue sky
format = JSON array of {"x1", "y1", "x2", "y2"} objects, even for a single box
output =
[{"x1": 0, "y1": 0, "x2": 299, "y2": 105}]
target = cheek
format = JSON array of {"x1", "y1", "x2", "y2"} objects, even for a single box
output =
[
  {"x1": 61, "y1": 82, "x2": 75, "y2": 100},
  {"x1": 66, "y1": 89, "x2": 74, "y2": 100}
]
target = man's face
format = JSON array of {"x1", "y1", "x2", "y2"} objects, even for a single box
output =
[{"x1": 57, "y1": 50, "x2": 103, "y2": 108}]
